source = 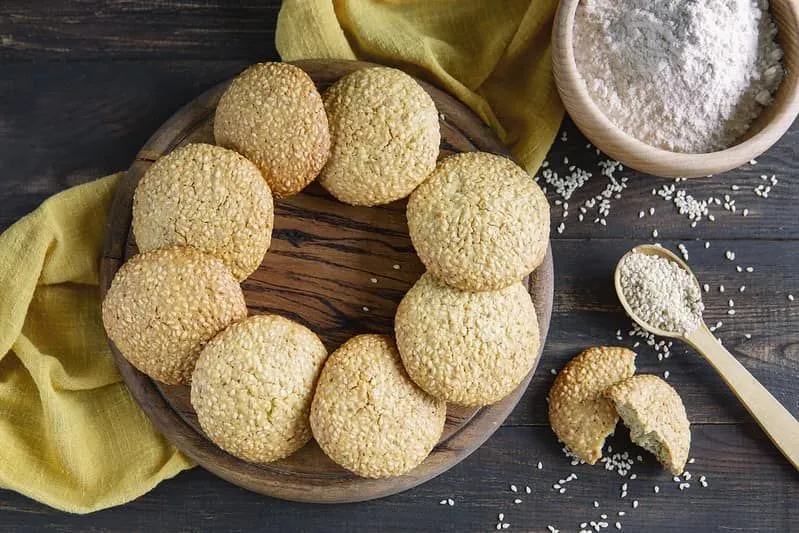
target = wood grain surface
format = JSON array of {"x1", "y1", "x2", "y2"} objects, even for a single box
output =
[
  {"x1": 99, "y1": 59, "x2": 555, "y2": 503},
  {"x1": 1, "y1": 2, "x2": 798, "y2": 531}
]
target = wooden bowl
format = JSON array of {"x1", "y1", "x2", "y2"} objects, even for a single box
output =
[
  {"x1": 552, "y1": 0, "x2": 799, "y2": 178},
  {"x1": 100, "y1": 59, "x2": 554, "y2": 503}
]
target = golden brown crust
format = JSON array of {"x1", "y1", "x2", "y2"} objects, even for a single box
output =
[
  {"x1": 605, "y1": 374, "x2": 691, "y2": 475},
  {"x1": 132, "y1": 143, "x2": 274, "y2": 281},
  {"x1": 214, "y1": 62, "x2": 330, "y2": 197},
  {"x1": 310, "y1": 334, "x2": 446, "y2": 478},
  {"x1": 407, "y1": 152, "x2": 550, "y2": 291},
  {"x1": 319, "y1": 67, "x2": 440, "y2": 206},
  {"x1": 547, "y1": 347, "x2": 637, "y2": 464},
  {"x1": 191, "y1": 314, "x2": 328, "y2": 463},
  {"x1": 395, "y1": 273, "x2": 540, "y2": 406},
  {"x1": 101, "y1": 246, "x2": 247, "y2": 385}
]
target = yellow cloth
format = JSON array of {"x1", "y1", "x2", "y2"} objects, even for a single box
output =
[
  {"x1": 0, "y1": 175, "x2": 193, "y2": 514},
  {"x1": 276, "y1": 0, "x2": 564, "y2": 172}
]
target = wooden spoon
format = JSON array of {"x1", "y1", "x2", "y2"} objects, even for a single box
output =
[{"x1": 614, "y1": 244, "x2": 799, "y2": 470}]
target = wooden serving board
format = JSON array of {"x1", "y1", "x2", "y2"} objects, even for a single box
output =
[{"x1": 100, "y1": 59, "x2": 554, "y2": 503}]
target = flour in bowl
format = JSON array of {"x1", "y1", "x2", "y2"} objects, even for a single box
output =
[{"x1": 573, "y1": 0, "x2": 785, "y2": 153}]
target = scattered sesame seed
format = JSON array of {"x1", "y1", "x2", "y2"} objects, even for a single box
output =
[
  {"x1": 725, "y1": 250, "x2": 735, "y2": 261},
  {"x1": 550, "y1": 368, "x2": 557, "y2": 375},
  {"x1": 525, "y1": 486, "x2": 531, "y2": 494},
  {"x1": 370, "y1": 278, "x2": 378, "y2": 283},
  {"x1": 616, "y1": 522, "x2": 622, "y2": 530},
  {"x1": 439, "y1": 499, "x2": 447, "y2": 505},
  {"x1": 789, "y1": 294, "x2": 795, "y2": 301},
  {"x1": 689, "y1": 458, "x2": 695, "y2": 464},
  {"x1": 728, "y1": 309, "x2": 736, "y2": 315},
  {"x1": 618, "y1": 512, "x2": 626, "y2": 517},
  {"x1": 652, "y1": 229, "x2": 658, "y2": 238},
  {"x1": 740, "y1": 286, "x2": 746, "y2": 292},
  {"x1": 632, "y1": 500, "x2": 639, "y2": 509},
  {"x1": 392, "y1": 264, "x2": 400, "y2": 270},
  {"x1": 514, "y1": 498, "x2": 522, "y2": 504},
  {"x1": 496, "y1": 524, "x2": 502, "y2": 530},
  {"x1": 538, "y1": 462, "x2": 543, "y2": 470},
  {"x1": 750, "y1": 159, "x2": 757, "y2": 165},
  {"x1": 448, "y1": 498, "x2": 454, "y2": 506},
  {"x1": 502, "y1": 524, "x2": 510, "y2": 530},
  {"x1": 664, "y1": 370, "x2": 670, "y2": 379},
  {"x1": 510, "y1": 485, "x2": 518, "y2": 493},
  {"x1": 736, "y1": 265, "x2": 743, "y2": 272},
  {"x1": 729, "y1": 299, "x2": 734, "y2": 307},
  {"x1": 594, "y1": 501, "x2": 600, "y2": 508},
  {"x1": 746, "y1": 266, "x2": 754, "y2": 273},
  {"x1": 744, "y1": 333, "x2": 752, "y2": 339},
  {"x1": 639, "y1": 211, "x2": 645, "y2": 218},
  {"x1": 703, "y1": 284, "x2": 710, "y2": 292},
  {"x1": 705, "y1": 241, "x2": 710, "y2": 249},
  {"x1": 362, "y1": 306, "x2": 369, "y2": 312},
  {"x1": 559, "y1": 488, "x2": 566, "y2": 494},
  {"x1": 654, "y1": 486, "x2": 660, "y2": 494},
  {"x1": 499, "y1": 513, "x2": 504, "y2": 521},
  {"x1": 743, "y1": 208, "x2": 749, "y2": 216},
  {"x1": 629, "y1": 474, "x2": 637, "y2": 480}
]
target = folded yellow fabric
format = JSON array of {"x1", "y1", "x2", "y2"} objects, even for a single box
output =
[
  {"x1": 0, "y1": 175, "x2": 193, "y2": 514},
  {"x1": 276, "y1": 0, "x2": 564, "y2": 172}
]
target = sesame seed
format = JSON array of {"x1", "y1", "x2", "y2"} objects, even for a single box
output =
[
  {"x1": 728, "y1": 309, "x2": 736, "y2": 315},
  {"x1": 601, "y1": 514, "x2": 608, "y2": 520},
  {"x1": 740, "y1": 286, "x2": 746, "y2": 292},
  {"x1": 705, "y1": 241, "x2": 711, "y2": 249},
  {"x1": 744, "y1": 333, "x2": 752, "y2": 339},
  {"x1": 439, "y1": 499, "x2": 447, "y2": 505},
  {"x1": 719, "y1": 285, "x2": 725, "y2": 293},
  {"x1": 537, "y1": 462, "x2": 543, "y2": 470},
  {"x1": 743, "y1": 208, "x2": 749, "y2": 216},
  {"x1": 502, "y1": 524, "x2": 510, "y2": 530},
  {"x1": 789, "y1": 294, "x2": 795, "y2": 301},
  {"x1": 703, "y1": 284, "x2": 709, "y2": 292},
  {"x1": 750, "y1": 159, "x2": 757, "y2": 165},
  {"x1": 618, "y1": 512, "x2": 626, "y2": 517},
  {"x1": 594, "y1": 501, "x2": 600, "y2": 508},
  {"x1": 616, "y1": 523, "x2": 622, "y2": 530},
  {"x1": 652, "y1": 229, "x2": 658, "y2": 238},
  {"x1": 664, "y1": 370, "x2": 670, "y2": 379},
  {"x1": 392, "y1": 264, "x2": 400, "y2": 270},
  {"x1": 525, "y1": 486, "x2": 531, "y2": 494},
  {"x1": 370, "y1": 278, "x2": 378, "y2": 283},
  {"x1": 746, "y1": 266, "x2": 754, "y2": 273},
  {"x1": 689, "y1": 458, "x2": 695, "y2": 463},
  {"x1": 510, "y1": 484, "x2": 517, "y2": 492},
  {"x1": 639, "y1": 211, "x2": 645, "y2": 218},
  {"x1": 736, "y1": 265, "x2": 743, "y2": 272},
  {"x1": 559, "y1": 488, "x2": 566, "y2": 494},
  {"x1": 499, "y1": 513, "x2": 504, "y2": 521},
  {"x1": 550, "y1": 368, "x2": 557, "y2": 375},
  {"x1": 496, "y1": 524, "x2": 502, "y2": 531},
  {"x1": 514, "y1": 498, "x2": 522, "y2": 504},
  {"x1": 728, "y1": 299, "x2": 734, "y2": 307},
  {"x1": 725, "y1": 250, "x2": 735, "y2": 261},
  {"x1": 629, "y1": 474, "x2": 637, "y2": 480},
  {"x1": 654, "y1": 486, "x2": 660, "y2": 494},
  {"x1": 448, "y1": 498, "x2": 454, "y2": 506},
  {"x1": 632, "y1": 500, "x2": 639, "y2": 509},
  {"x1": 361, "y1": 306, "x2": 370, "y2": 312}
]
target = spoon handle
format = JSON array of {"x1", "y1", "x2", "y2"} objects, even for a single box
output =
[{"x1": 685, "y1": 324, "x2": 799, "y2": 471}]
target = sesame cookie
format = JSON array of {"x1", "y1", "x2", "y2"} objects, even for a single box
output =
[
  {"x1": 395, "y1": 273, "x2": 540, "y2": 406},
  {"x1": 605, "y1": 374, "x2": 691, "y2": 475},
  {"x1": 214, "y1": 62, "x2": 330, "y2": 197},
  {"x1": 319, "y1": 67, "x2": 440, "y2": 206},
  {"x1": 407, "y1": 152, "x2": 550, "y2": 291},
  {"x1": 191, "y1": 314, "x2": 328, "y2": 463},
  {"x1": 102, "y1": 246, "x2": 247, "y2": 385},
  {"x1": 310, "y1": 334, "x2": 446, "y2": 478},
  {"x1": 132, "y1": 143, "x2": 274, "y2": 281},
  {"x1": 547, "y1": 347, "x2": 637, "y2": 464}
]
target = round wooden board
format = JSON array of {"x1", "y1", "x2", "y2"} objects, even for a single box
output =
[{"x1": 100, "y1": 59, "x2": 554, "y2": 503}]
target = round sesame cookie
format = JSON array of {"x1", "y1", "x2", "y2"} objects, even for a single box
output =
[
  {"x1": 214, "y1": 62, "x2": 330, "y2": 197},
  {"x1": 132, "y1": 143, "x2": 274, "y2": 281},
  {"x1": 102, "y1": 246, "x2": 247, "y2": 385},
  {"x1": 191, "y1": 314, "x2": 328, "y2": 463},
  {"x1": 319, "y1": 67, "x2": 440, "y2": 206},
  {"x1": 395, "y1": 273, "x2": 540, "y2": 406},
  {"x1": 310, "y1": 334, "x2": 446, "y2": 478},
  {"x1": 547, "y1": 347, "x2": 637, "y2": 464},
  {"x1": 407, "y1": 152, "x2": 550, "y2": 291},
  {"x1": 605, "y1": 374, "x2": 690, "y2": 475}
]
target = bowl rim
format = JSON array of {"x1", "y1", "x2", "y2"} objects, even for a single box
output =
[{"x1": 552, "y1": 0, "x2": 799, "y2": 178}]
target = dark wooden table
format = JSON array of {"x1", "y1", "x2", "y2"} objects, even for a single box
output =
[{"x1": 1, "y1": 2, "x2": 797, "y2": 532}]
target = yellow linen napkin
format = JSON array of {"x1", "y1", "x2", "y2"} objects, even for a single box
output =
[
  {"x1": 276, "y1": 0, "x2": 564, "y2": 172},
  {"x1": 0, "y1": 175, "x2": 193, "y2": 514}
]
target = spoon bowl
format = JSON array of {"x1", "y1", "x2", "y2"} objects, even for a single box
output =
[
  {"x1": 614, "y1": 244, "x2": 698, "y2": 339},
  {"x1": 614, "y1": 245, "x2": 799, "y2": 470}
]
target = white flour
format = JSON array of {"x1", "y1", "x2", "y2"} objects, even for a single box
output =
[{"x1": 573, "y1": 0, "x2": 784, "y2": 153}]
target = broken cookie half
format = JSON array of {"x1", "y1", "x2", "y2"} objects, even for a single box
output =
[
  {"x1": 548, "y1": 346, "x2": 637, "y2": 464},
  {"x1": 605, "y1": 374, "x2": 691, "y2": 475}
]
